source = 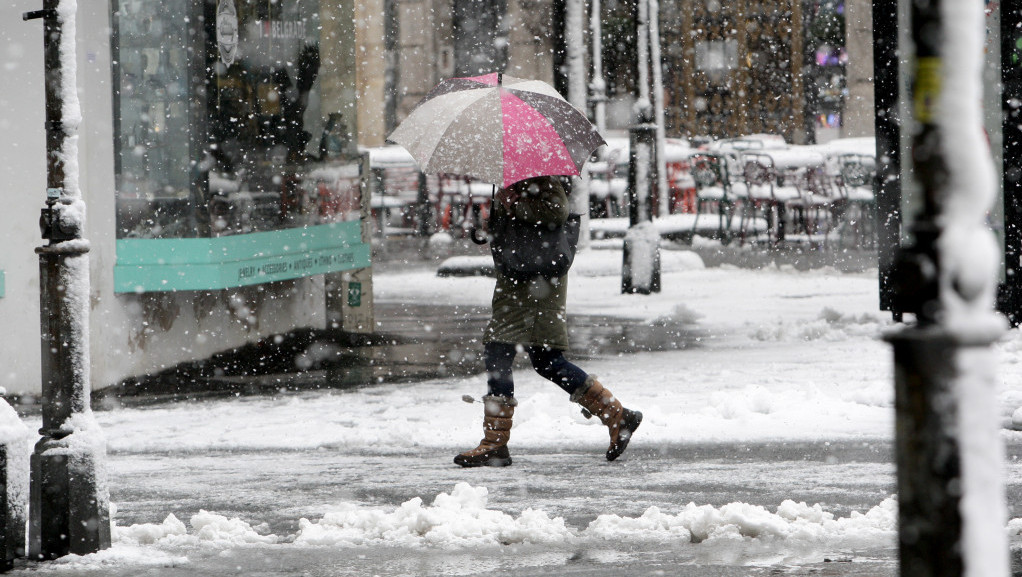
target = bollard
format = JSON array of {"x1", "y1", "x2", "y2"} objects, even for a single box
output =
[
  {"x1": 622, "y1": 120, "x2": 661, "y2": 294},
  {"x1": 30, "y1": 429, "x2": 111, "y2": 559},
  {"x1": 887, "y1": 324, "x2": 1007, "y2": 577},
  {"x1": 887, "y1": 329, "x2": 963, "y2": 577},
  {"x1": 622, "y1": 221, "x2": 661, "y2": 295},
  {"x1": 0, "y1": 398, "x2": 30, "y2": 571}
]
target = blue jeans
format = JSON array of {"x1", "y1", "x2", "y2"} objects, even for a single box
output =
[{"x1": 484, "y1": 341, "x2": 588, "y2": 398}]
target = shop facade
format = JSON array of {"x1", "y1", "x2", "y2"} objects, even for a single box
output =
[{"x1": 0, "y1": 0, "x2": 368, "y2": 395}]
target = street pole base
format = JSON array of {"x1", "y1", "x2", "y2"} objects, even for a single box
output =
[
  {"x1": 886, "y1": 324, "x2": 1005, "y2": 577},
  {"x1": 621, "y1": 225, "x2": 661, "y2": 294},
  {"x1": 29, "y1": 434, "x2": 110, "y2": 560}
]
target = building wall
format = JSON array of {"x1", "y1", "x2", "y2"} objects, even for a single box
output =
[
  {"x1": 0, "y1": 1, "x2": 362, "y2": 396},
  {"x1": 356, "y1": 0, "x2": 388, "y2": 146},
  {"x1": 506, "y1": 0, "x2": 556, "y2": 83},
  {"x1": 0, "y1": 0, "x2": 47, "y2": 396},
  {"x1": 396, "y1": 0, "x2": 442, "y2": 118},
  {"x1": 362, "y1": 0, "x2": 873, "y2": 144},
  {"x1": 843, "y1": 0, "x2": 874, "y2": 138},
  {"x1": 374, "y1": 0, "x2": 556, "y2": 130},
  {"x1": 667, "y1": 0, "x2": 809, "y2": 142}
]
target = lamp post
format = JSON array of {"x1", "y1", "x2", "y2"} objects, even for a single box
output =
[{"x1": 23, "y1": 0, "x2": 110, "y2": 559}]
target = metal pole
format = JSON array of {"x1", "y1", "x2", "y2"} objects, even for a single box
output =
[
  {"x1": 416, "y1": 171, "x2": 431, "y2": 237},
  {"x1": 873, "y1": 0, "x2": 902, "y2": 320},
  {"x1": 589, "y1": 0, "x2": 606, "y2": 135},
  {"x1": 887, "y1": 0, "x2": 1010, "y2": 573},
  {"x1": 1001, "y1": 0, "x2": 1022, "y2": 326},
  {"x1": 564, "y1": 0, "x2": 591, "y2": 249},
  {"x1": 647, "y1": 0, "x2": 667, "y2": 218},
  {"x1": 622, "y1": 0, "x2": 660, "y2": 295},
  {"x1": 23, "y1": 0, "x2": 110, "y2": 559}
]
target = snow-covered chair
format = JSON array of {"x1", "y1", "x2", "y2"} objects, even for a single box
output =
[
  {"x1": 690, "y1": 152, "x2": 745, "y2": 243},
  {"x1": 833, "y1": 153, "x2": 877, "y2": 248},
  {"x1": 788, "y1": 163, "x2": 839, "y2": 247},
  {"x1": 741, "y1": 152, "x2": 800, "y2": 244}
]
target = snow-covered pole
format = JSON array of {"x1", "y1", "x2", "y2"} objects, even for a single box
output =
[
  {"x1": 588, "y1": 0, "x2": 606, "y2": 134},
  {"x1": 886, "y1": 0, "x2": 1009, "y2": 573},
  {"x1": 622, "y1": 0, "x2": 660, "y2": 294},
  {"x1": 23, "y1": 0, "x2": 110, "y2": 560},
  {"x1": 564, "y1": 0, "x2": 591, "y2": 250},
  {"x1": 647, "y1": 0, "x2": 668, "y2": 218}
]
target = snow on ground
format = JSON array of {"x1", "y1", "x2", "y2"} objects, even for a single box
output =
[
  {"x1": 19, "y1": 246, "x2": 1022, "y2": 572},
  {"x1": 91, "y1": 248, "x2": 898, "y2": 454},
  {"x1": 97, "y1": 483, "x2": 896, "y2": 551}
]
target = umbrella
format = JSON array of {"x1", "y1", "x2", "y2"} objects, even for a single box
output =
[{"x1": 387, "y1": 72, "x2": 606, "y2": 188}]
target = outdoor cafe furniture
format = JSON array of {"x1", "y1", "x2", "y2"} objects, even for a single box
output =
[
  {"x1": 740, "y1": 148, "x2": 830, "y2": 245},
  {"x1": 832, "y1": 153, "x2": 878, "y2": 248},
  {"x1": 690, "y1": 151, "x2": 746, "y2": 243}
]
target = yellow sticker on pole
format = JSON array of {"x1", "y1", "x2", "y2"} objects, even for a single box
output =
[{"x1": 914, "y1": 57, "x2": 941, "y2": 125}]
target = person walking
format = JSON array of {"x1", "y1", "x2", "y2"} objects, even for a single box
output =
[{"x1": 455, "y1": 176, "x2": 642, "y2": 468}]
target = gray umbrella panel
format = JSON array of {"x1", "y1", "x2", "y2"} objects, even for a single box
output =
[
  {"x1": 424, "y1": 91, "x2": 505, "y2": 186},
  {"x1": 388, "y1": 86, "x2": 504, "y2": 185}
]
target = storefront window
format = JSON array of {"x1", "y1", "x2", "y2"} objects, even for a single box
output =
[{"x1": 112, "y1": 0, "x2": 366, "y2": 292}]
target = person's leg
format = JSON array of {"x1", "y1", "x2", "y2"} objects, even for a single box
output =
[
  {"x1": 528, "y1": 347, "x2": 642, "y2": 462},
  {"x1": 527, "y1": 346, "x2": 588, "y2": 396},
  {"x1": 485, "y1": 341, "x2": 518, "y2": 397},
  {"x1": 455, "y1": 342, "x2": 518, "y2": 468}
]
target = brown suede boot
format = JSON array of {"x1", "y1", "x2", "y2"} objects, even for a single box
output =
[
  {"x1": 572, "y1": 376, "x2": 642, "y2": 461},
  {"x1": 454, "y1": 395, "x2": 516, "y2": 467}
]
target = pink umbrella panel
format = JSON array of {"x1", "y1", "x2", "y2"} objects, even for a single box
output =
[{"x1": 387, "y1": 73, "x2": 606, "y2": 189}]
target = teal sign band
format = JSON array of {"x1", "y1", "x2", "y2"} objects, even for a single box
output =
[{"x1": 114, "y1": 222, "x2": 370, "y2": 293}]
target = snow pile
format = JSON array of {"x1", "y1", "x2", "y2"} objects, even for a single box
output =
[
  {"x1": 113, "y1": 510, "x2": 278, "y2": 549},
  {"x1": 113, "y1": 513, "x2": 188, "y2": 546},
  {"x1": 0, "y1": 398, "x2": 29, "y2": 512},
  {"x1": 42, "y1": 546, "x2": 189, "y2": 570},
  {"x1": 294, "y1": 483, "x2": 572, "y2": 547},
  {"x1": 42, "y1": 509, "x2": 277, "y2": 571},
  {"x1": 102, "y1": 485, "x2": 898, "y2": 556},
  {"x1": 585, "y1": 497, "x2": 897, "y2": 549},
  {"x1": 749, "y1": 307, "x2": 887, "y2": 343}
]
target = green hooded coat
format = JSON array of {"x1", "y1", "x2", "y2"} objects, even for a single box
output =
[{"x1": 483, "y1": 177, "x2": 571, "y2": 350}]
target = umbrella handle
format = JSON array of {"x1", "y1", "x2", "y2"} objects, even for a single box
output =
[{"x1": 470, "y1": 227, "x2": 488, "y2": 245}]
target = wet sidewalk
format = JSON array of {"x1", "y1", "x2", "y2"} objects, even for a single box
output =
[
  {"x1": 99, "y1": 300, "x2": 706, "y2": 406},
  {"x1": 98, "y1": 237, "x2": 872, "y2": 405}
]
